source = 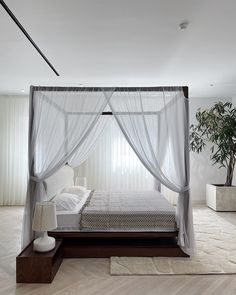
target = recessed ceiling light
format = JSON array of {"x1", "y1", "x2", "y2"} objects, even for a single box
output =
[
  {"x1": 20, "y1": 89, "x2": 25, "y2": 93},
  {"x1": 210, "y1": 84, "x2": 214, "y2": 87},
  {"x1": 179, "y1": 21, "x2": 189, "y2": 30}
]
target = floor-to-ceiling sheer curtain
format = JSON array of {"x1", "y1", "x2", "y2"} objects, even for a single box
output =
[
  {"x1": 76, "y1": 117, "x2": 155, "y2": 190},
  {"x1": 0, "y1": 96, "x2": 28, "y2": 205}
]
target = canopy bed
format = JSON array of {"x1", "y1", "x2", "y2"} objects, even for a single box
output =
[{"x1": 22, "y1": 86, "x2": 194, "y2": 258}]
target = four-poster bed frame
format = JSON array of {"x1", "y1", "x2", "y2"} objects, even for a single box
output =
[{"x1": 28, "y1": 86, "x2": 190, "y2": 258}]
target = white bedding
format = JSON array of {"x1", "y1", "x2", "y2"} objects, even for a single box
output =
[
  {"x1": 55, "y1": 190, "x2": 177, "y2": 231},
  {"x1": 56, "y1": 190, "x2": 91, "y2": 229},
  {"x1": 81, "y1": 190, "x2": 177, "y2": 231}
]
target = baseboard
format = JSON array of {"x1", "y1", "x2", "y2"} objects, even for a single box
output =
[{"x1": 192, "y1": 200, "x2": 206, "y2": 206}]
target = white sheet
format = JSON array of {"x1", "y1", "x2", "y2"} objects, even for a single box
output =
[{"x1": 56, "y1": 190, "x2": 91, "y2": 228}]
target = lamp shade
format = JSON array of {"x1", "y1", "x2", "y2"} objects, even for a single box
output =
[{"x1": 32, "y1": 201, "x2": 57, "y2": 231}]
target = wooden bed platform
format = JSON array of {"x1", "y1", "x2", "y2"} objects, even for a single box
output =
[{"x1": 49, "y1": 231, "x2": 188, "y2": 258}]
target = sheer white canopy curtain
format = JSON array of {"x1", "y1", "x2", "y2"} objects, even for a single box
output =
[
  {"x1": 23, "y1": 87, "x2": 113, "y2": 247},
  {"x1": 108, "y1": 88, "x2": 194, "y2": 255},
  {"x1": 68, "y1": 115, "x2": 110, "y2": 168}
]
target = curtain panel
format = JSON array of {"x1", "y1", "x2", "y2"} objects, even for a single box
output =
[
  {"x1": 22, "y1": 88, "x2": 112, "y2": 247},
  {"x1": 0, "y1": 96, "x2": 28, "y2": 205},
  {"x1": 68, "y1": 115, "x2": 109, "y2": 167},
  {"x1": 108, "y1": 89, "x2": 194, "y2": 255}
]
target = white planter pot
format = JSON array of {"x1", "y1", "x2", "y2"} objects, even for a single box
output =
[{"x1": 206, "y1": 184, "x2": 236, "y2": 211}]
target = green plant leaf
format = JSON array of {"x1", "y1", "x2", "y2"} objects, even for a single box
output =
[{"x1": 190, "y1": 101, "x2": 236, "y2": 186}]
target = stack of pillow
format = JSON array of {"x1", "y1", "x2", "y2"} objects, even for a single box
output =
[{"x1": 51, "y1": 186, "x2": 88, "y2": 211}]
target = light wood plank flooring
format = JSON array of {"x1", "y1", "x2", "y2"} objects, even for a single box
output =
[{"x1": 0, "y1": 206, "x2": 236, "y2": 295}]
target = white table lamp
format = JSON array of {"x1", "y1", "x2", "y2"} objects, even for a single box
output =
[{"x1": 32, "y1": 201, "x2": 57, "y2": 252}]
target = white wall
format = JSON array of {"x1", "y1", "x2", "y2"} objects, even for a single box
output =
[{"x1": 189, "y1": 97, "x2": 231, "y2": 203}]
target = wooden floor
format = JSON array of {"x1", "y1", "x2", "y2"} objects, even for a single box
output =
[{"x1": 1, "y1": 206, "x2": 236, "y2": 295}]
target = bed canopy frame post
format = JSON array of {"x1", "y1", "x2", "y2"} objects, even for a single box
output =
[
  {"x1": 64, "y1": 113, "x2": 68, "y2": 157},
  {"x1": 182, "y1": 86, "x2": 189, "y2": 176},
  {"x1": 155, "y1": 113, "x2": 161, "y2": 192},
  {"x1": 182, "y1": 86, "x2": 188, "y2": 99},
  {"x1": 185, "y1": 87, "x2": 189, "y2": 178},
  {"x1": 22, "y1": 86, "x2": 37, "y2": 246}
]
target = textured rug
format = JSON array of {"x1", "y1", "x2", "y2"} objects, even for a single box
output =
[{"x1": 110, "y1": 206, "x2": 236, "y2": 275}]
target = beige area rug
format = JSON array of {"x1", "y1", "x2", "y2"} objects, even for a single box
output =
[{"x1": 110, "y1": 207, "x2": 236, "y2": 275}]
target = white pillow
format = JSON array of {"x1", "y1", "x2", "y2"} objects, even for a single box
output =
[
  {"x1": 52, "y1": 193, "x2": 82, "y2": 211},
  {"x1": 62, "y1": 186, "x2": 87, "y2": 197}
]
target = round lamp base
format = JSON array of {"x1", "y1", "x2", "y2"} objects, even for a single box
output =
[{"x1": 33, "y1": 232, "x2": 55, "y2": 252}]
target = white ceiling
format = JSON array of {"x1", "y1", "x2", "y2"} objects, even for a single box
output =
[{"x1": 1, "y1": 0, "x2": 236, "y2": 98}]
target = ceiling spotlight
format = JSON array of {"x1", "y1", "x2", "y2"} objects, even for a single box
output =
[
  {"x1": 210, "y1": 84, "x2": 214, "y2": 87},
  {"x1": 20, "y1": 89, "x2": 25, "y2": 93},
  {"x1": 79, "y1": 84, "x2": 84, "y2": 87},
  {"x1": 179, "y1": 21, "x2": 189, "y2": 30}
]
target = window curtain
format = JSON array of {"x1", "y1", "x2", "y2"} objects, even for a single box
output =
[
  {"x1": 22, "y1": 88, "x2": 111, "y2": 248},
  {"x1": 0, "y1": 96, "x2": 28, "y2": 205},
  {"x1": 108, "y1": 88, "x2": 194, "y2": 255},
  {"x1": 76, "y1": 117, "x2": 155, "y2": 190}
]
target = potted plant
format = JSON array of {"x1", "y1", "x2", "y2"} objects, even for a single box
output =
[{"x1": 190, "y1": 101, "x2": 236, "y2": 211}]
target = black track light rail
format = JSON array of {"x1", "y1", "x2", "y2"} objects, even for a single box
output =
[{"x1": 0, "y1": 0, "x2": 60, "y2": 76}]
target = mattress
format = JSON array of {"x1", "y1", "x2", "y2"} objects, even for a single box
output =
[{"x1": 80, "y1": 191, "x2": 177, "y2": 232}]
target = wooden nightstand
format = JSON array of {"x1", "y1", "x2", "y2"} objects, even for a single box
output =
[{"x1": 16, "y1": 239, "x2": 63, "y2": 283}]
